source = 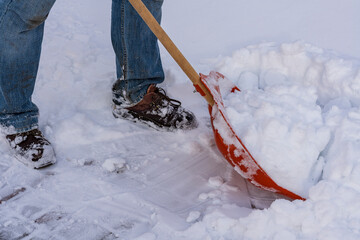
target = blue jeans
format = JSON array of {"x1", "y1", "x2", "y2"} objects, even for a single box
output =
[{"x1": 0, "y1": 0, "x2": 164, "y2": 133}]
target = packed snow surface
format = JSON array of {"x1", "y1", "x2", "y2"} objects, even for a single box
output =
[{"x1": 1, "y1": 0, "x2": 360, "y2": 240}]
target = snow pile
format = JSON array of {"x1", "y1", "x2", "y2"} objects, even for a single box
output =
[
  {"x1": 176, "y1": 42, "x2": 360, "y2": 239},
  {"x1": 214, "y1": 42, "x2": 339, "y2": 197}
]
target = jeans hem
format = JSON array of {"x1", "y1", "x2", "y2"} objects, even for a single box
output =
[
  {"x1": 0, "y1": 113, "x2": 39, "y2": 134},
  {"x1": 1, "y1": 123, "x2": 38, "y2": 135}
]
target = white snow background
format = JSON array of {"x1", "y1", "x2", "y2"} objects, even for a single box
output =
[{"x1": 1, "y1": 0, "x2": 360, "y2": 239}]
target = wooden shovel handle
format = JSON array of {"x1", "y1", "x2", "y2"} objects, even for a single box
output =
[{"x1": 128, "y1": 0, "x2": 214, "y2": 106}]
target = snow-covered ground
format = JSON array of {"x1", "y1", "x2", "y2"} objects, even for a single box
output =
[{"x1": 1, "y1": 0, "x2": 360, "y2": 239}]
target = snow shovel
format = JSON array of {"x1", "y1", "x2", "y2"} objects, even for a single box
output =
[{"x1": 128, "y1": 0, "x2": 304, "y2": 200}]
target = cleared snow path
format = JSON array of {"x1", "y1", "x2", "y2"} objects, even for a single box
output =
[
  {"x1": 0, "y1": 130, "x2": 253, "y2": 239},
  {"x1": 0, "y1": 1, "x2": 269, "y2": 239}
]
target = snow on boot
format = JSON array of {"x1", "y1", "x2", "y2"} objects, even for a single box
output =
[
  {"x1": 113, "y1": 85, "x2": 198, "y2": 130},
  {"x1": 6, "y1": 129, "x2": 56, "y2": 169}
]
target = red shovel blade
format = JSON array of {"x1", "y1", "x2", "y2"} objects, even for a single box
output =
[{"x1": 199, "y1": 72, "x2": 305, "y2": 201}]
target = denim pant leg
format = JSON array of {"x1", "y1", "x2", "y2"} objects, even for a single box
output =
[
  {"x1": 0, "y1": 0, "x2": 55, "y2": 133},
  {"x1": 111, "y1": 0, "x2": 165, "y2": 104}
]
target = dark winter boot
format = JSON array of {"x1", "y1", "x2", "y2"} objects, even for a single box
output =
[
  {"x1": 6, "y1": 129, "x2": 56, "y2": 169},
  {"x1": 113, "y1": 85, "x2": 198, "y2": 130}
]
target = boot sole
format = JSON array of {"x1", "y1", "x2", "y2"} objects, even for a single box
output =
[
  {"x1": 113, "y1": 108, "x2": 198, "y2": 131},
  {"x1": 113, "y1": 108, "x2": 173, "y2": 131}
]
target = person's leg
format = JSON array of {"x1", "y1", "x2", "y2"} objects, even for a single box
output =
[
  {"x1": 0, "y1": 0, "x2": 56, "y2": 134},
  {"x1": 0, "y1": 0, "x2": 56, "y2": 168},
  {"x1": 111, "y1": 0, "x2": 164, "y2": 104},
  {"x1": 111, "y1": 0, "x2": 197, "y2": 130}
]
